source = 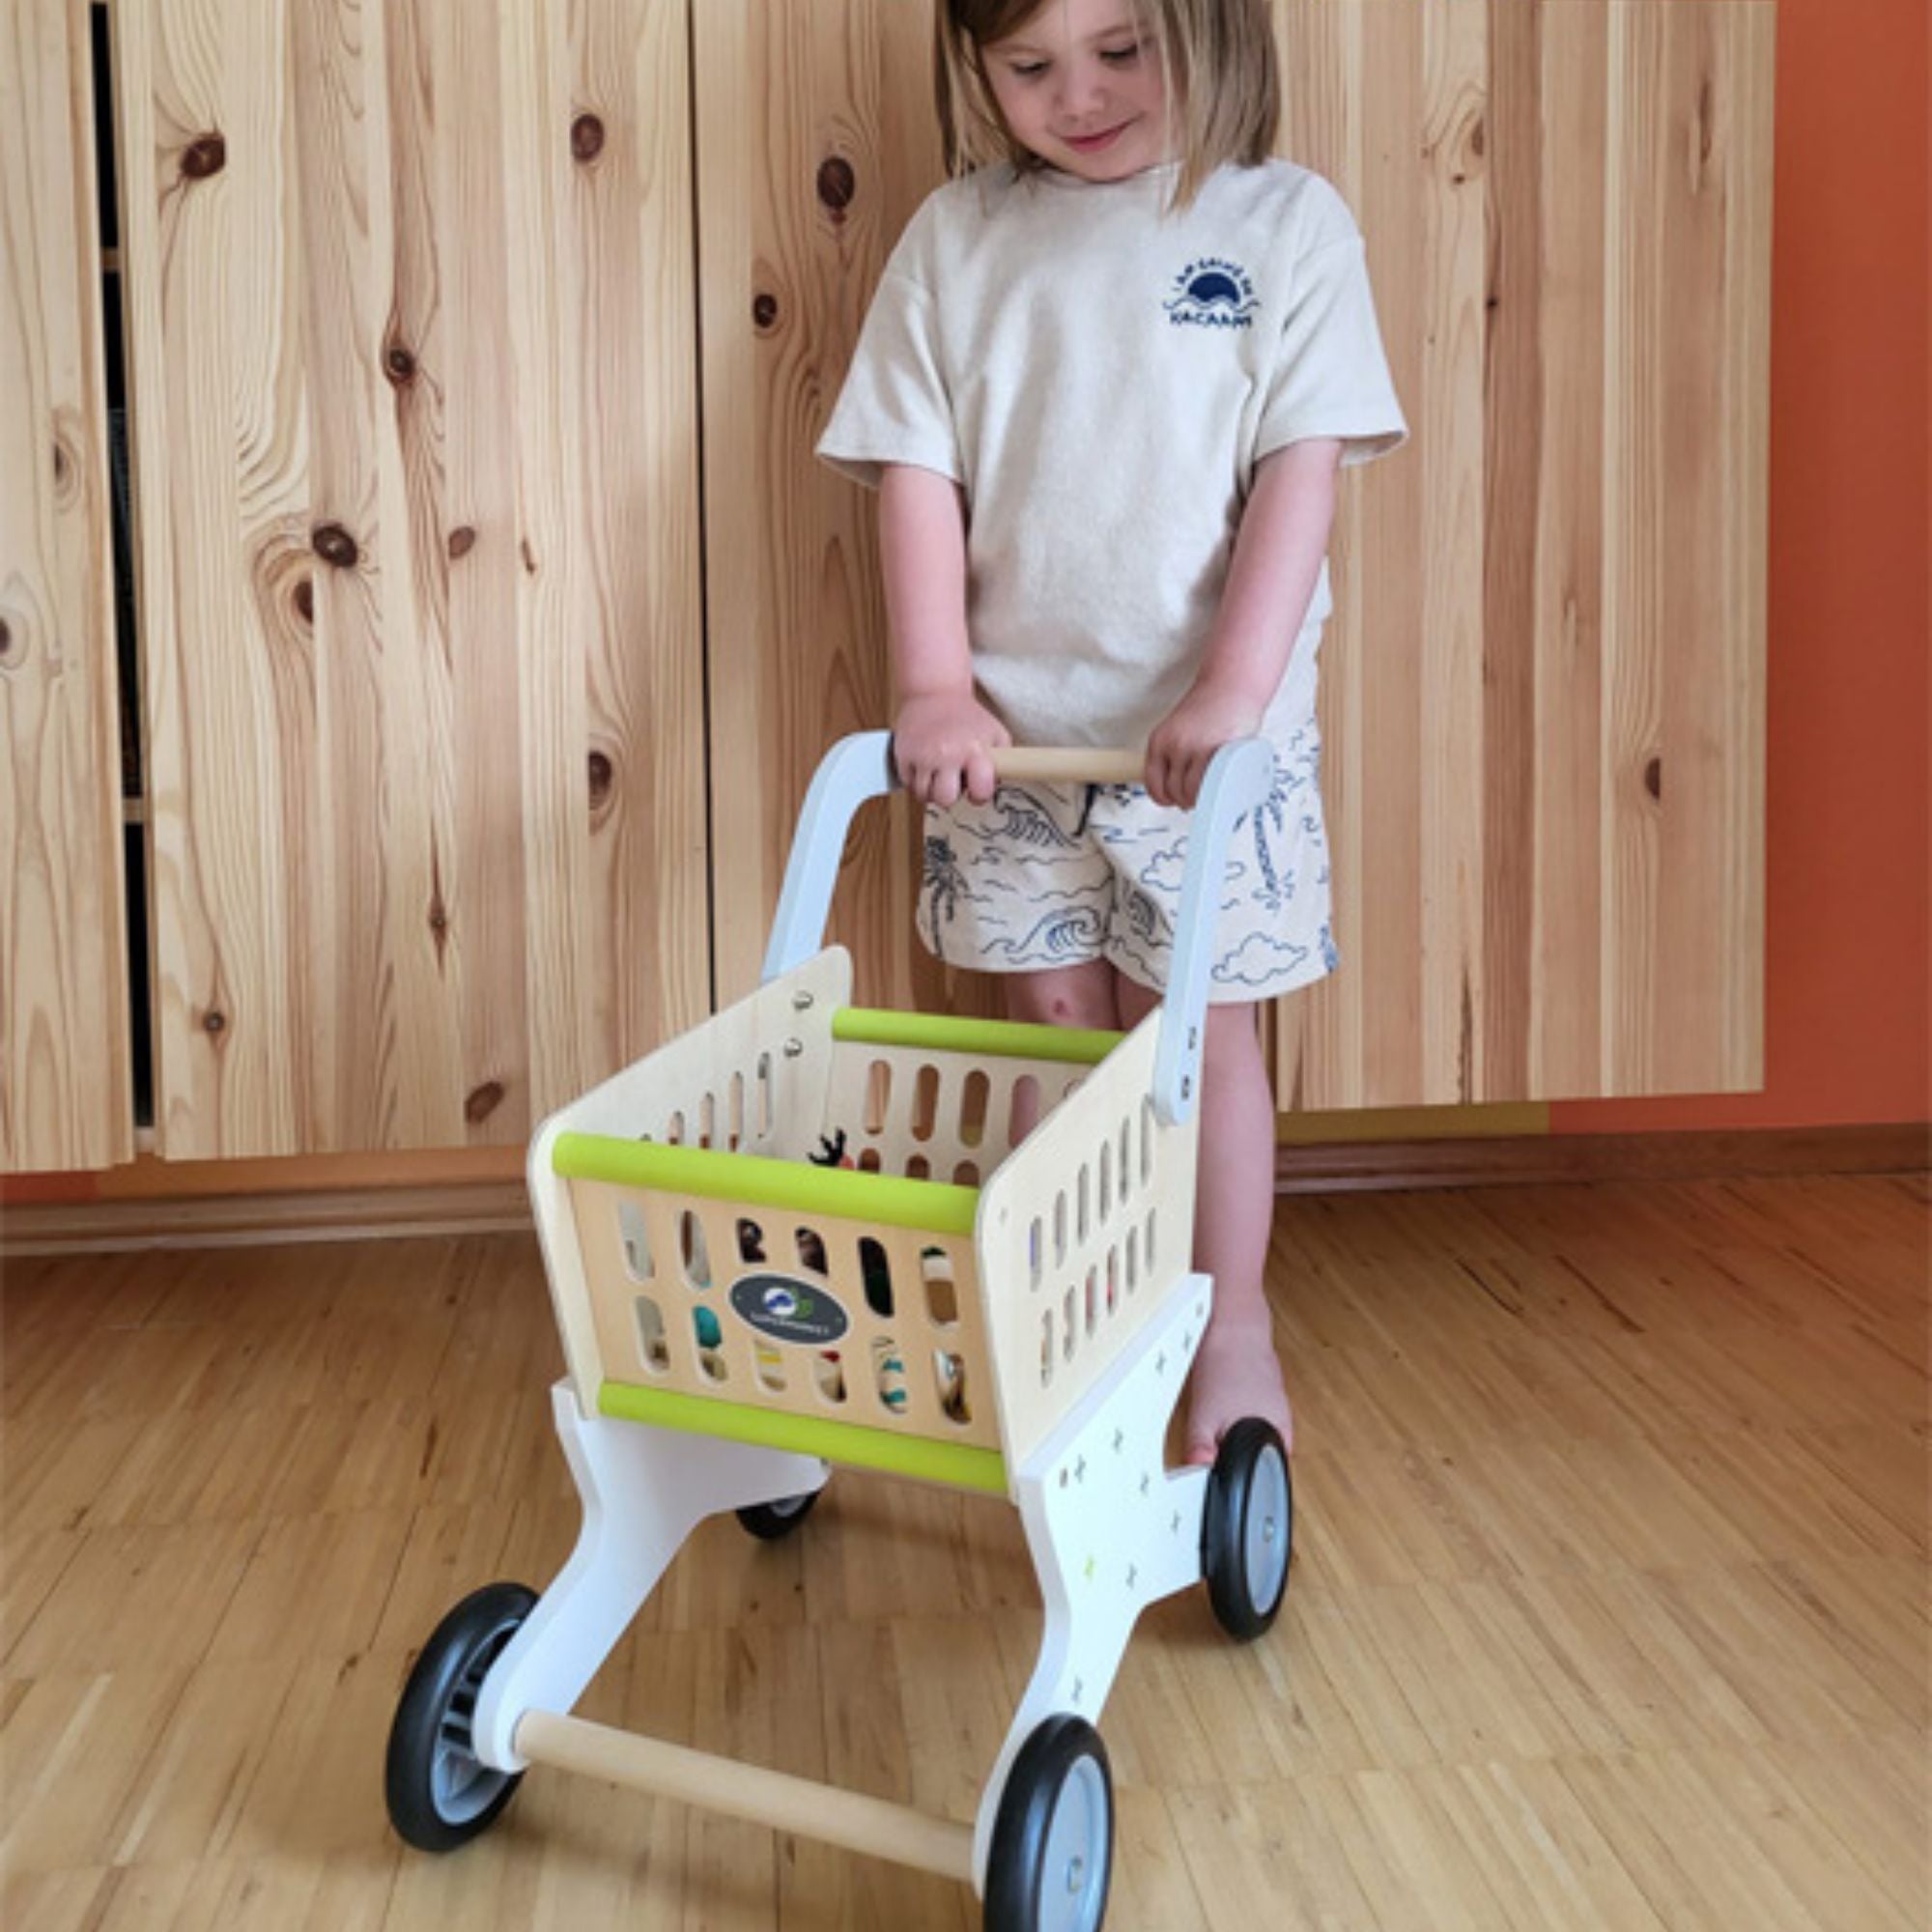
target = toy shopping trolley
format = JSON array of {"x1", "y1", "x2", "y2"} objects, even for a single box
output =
[{"x1": 385, "y1": 734, "x2": 1294, "y2": 1931}]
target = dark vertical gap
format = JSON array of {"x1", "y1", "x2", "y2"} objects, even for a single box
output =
[
  {"x1": 93, "y1": 0, "x2": 153, "y2": 1129},
  {"x1": 123, "y1": 819, "x2": 153, "y2": 1129},
  {"x1": 684, "y1": 0, "x2": 719, "y2": 1017},
  {"x1": 90, "y1": 2, "x2": 117, "y2": 247}
]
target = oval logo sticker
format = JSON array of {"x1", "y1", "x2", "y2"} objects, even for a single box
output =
[{"x1": 729, "y1": 1271, "x2": 850, "y2": 1347}]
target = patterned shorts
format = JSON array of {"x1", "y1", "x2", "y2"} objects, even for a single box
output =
[{"x1": 916, "y1": 722, "x2": 1338, "y2": 1005}]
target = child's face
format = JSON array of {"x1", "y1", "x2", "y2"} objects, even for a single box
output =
[{"x1": 980, "y1": 0, "x2": 1171, "y2": 184}]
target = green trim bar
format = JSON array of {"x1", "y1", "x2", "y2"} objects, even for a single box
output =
[
  {"x1": 598, "y1": 1380, "x2": 1009, "y2": 1494},
  {"x1": 554, "y1": 1133, "x2": 980, "y2": 1236},
  {"x1": 833, "y1": 1006, "x2": 1122, "y2": 1067}
]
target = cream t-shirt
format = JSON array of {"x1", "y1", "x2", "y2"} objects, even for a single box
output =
[{"x1": 817, "y1": 158, "x2": 1407, "y2": 749}]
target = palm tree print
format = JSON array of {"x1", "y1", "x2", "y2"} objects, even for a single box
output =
[
  {"x1": 1244, "y1": 732, "x2": 1321, "y2": 914},
  {"x1": 923, "y1": 835, "x2": 972, "y2": 961}
]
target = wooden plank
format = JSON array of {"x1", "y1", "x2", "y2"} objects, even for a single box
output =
[
  {"x1": 1275, "y1": 1, "x2": 1770, "y2": 1106},
  {"x1": 1275, "y1": 1, "x2": 1431, "y2": 1111},
  {"x1": 1530, "y1": 0, "x2": 1611, "y2": 1099},
  {"x1": 693, "y1": 0, "x2": 964, "y2": 1020},
  {"x1": 1269, "y1": 0, "x2": 1360, "y2": 1116},
  {"x1": 1, "y1": 1180, "x2": 530, "y2": 1254},
  {"x1": 0, "y1": 0, "x2": 133, "y2": 1174},
  {"x1": 1416, "y1": 0, "x2": 1491, "y2": 1104},
  {"x1": 426, "y1": 0, "x2": 531, "y2": 1153},
  {"x1": 1662, "y1": 2, "x2": 1771, "y2": 1094},
  {"x1": 1480, "y1": 0, "x2": 1542, "y2": 1104},
  {"x1": 1602, "y1": 4, "x2": 1774, "y2": 1098},
  {"x1": 114, "y1": 0, "x2": 707, "y2": 1158},
  {"x1": 1274, "y1": 1122, "x2": 1927, "y2": 1195}
]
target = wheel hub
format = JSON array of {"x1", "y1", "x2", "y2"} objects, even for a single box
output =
[{"x1": 1039, "y1": 1756, "x2": 1109, "y2": 1931}]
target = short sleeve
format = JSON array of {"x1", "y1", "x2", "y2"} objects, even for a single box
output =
[
  {"x1": 816, "y1": 262, "x2": 961, "y2": 492},
  {"x1": 1255, "y1": 229, "x2": 1408, "y2": 469}
]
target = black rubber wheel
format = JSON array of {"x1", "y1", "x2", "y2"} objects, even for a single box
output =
[
  {"x1": 385, "y1": 1580, "x2": 537, "y2": 1852},
  {"x1": 735, "y1": 1488, "x2": 822, "y2": 1540},
  {"x1": 1202, "y1": 1417, "x2": 1293, "y2": 1641},
  {"x1": 983, "y1": 1714, "x2": 1114, "y2": 1932}
]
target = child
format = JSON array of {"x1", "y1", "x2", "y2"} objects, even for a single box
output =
[{"x1": 817, "y1": 0, "x2": 1406, "y2": 1463}]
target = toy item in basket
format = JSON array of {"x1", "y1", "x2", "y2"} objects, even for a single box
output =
[{"x1": 384, "y1": 734, "x2": 1293, "y2": 1931}]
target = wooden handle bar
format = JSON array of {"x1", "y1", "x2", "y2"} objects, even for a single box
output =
[
  {"x1": 516, "y1": 1710, "x2": 977, "y2": 1883},
  {"x1": 987, "y1": 747, "x2": 1145, "y2": 785}
]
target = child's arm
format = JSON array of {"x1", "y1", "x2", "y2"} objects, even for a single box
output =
[
  {"x1": 1144, "y1": 438, "x2": 1344, "y2": 809},
  {"x1": 879, "y1": 463, "x2": 1009, "y2": 806}
]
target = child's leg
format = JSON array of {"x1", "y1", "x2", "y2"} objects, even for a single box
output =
[
  {"x1": 1001, "y1": 959, "x2": 1122, "y2": 1142},
  {"x1": 1002, "y1": 957, "x2": 1123, "y2": 1030},
  {"x1": 1114, "y1": 977, "x2": 1292, "y2": 1462}
]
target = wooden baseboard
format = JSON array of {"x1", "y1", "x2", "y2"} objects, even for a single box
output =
[
  {"x1": 2, "y1": 1182, "x2": 532, "y2": 1257},
  {"x1": 6, "y1": 1126, "x2": 1923, "y2": 1256},
  {"x1": 1276, "y1": 1122, "x2": 1930, "y2": 1193}
]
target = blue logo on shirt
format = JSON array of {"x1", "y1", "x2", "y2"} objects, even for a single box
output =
[{"x1": 1165, "y1": 257, "x2": 1259, "y2": 328}]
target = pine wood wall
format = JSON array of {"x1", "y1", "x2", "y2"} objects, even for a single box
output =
[
  {"x1": 1, "y1": 0, "x2": 132, "y2": 1173},
  {"x1": 114, "y1": 0, "x2": 708, "y2": 1157},
  {"x1": 1, "y1": 1, "x2": 1775, "y2": 1170}
]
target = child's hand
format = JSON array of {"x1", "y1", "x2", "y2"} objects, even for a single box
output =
[
  {"x1": 892, "y1": 693, "x2": 1011, "y2": 806},
  {"x1": 1145, "y1": 677, "x2": 1266, "y2": 808}
]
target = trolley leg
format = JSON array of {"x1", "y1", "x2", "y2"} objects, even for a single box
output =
[
  {"x1": 472, "y1": 1380, "x2": 827, "y2": 1770},
  {"x1": 971, "y1": 1277, "x2": 1215, "y2": 1892}
]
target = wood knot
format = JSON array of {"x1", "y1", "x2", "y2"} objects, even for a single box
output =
[
  {"x1": 465, "y1": 1080, "x2": 505, "y2": 1124},
  {"x1": 383, "y1": 340, "x2": 418, "y2": 385},
  {"x1": 201, "y1": 1009, "x2": 227, "y2": 1036},
  {"x1": 0, "y1": 615, "x2": 15, "y2": 667},
  {"x1": 293, "y1": 577, "x2": 314, "y2": 625},
  {"x1": 816, "y1": 155, "x2": 856, "y2": 215},
  {"x1": 182, "y1": 132, "x2": 226, "y2": 180},
  {"x1": 571, "y1": 113, "x2": 606, "y2": 162},
  {"x1": 587, "y1": 750, "x2": 614, "y2": 808},
  {"x1": 311, "y1": 522, "x2": 359, "y2": 569},
  {"x1": 753, "y1": 291, "x2": 781, "y2": 331},
  {"x1": 447, "y1": 526, "x2": 477, "y2": 560},
  {"x1": 1644, "y1": 755, "x2": 1663, "y2": 803}
]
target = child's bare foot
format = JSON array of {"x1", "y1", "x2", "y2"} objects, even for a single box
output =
[{"x1": 1183, "y1": 1320, "x2": 1293, "y2": 1465}]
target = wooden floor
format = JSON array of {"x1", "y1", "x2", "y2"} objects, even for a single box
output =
[{"x1": 2, "y1": 1172, "x2": 1926, "y2": 1930}]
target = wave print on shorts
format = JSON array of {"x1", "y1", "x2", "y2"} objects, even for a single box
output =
[
  {"x1": 978, "y1": 904, "x2": 1109, "y2": 967},
  {"x1": 985, "y1": 788, "x2": 1082, "y2": 850}
]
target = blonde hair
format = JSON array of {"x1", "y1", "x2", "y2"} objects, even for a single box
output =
[{"x1": 934, "y1": 0, "x2": 1280, "y2": 208}]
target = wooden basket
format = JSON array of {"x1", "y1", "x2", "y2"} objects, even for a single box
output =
[{"x1": 529, "y1": 947, "x2": 1200, "y2": 1494}]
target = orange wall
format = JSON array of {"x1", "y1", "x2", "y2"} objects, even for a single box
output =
[{"x1": 1553, "y1": 0, "x2": 1930, "y2": 1135}]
